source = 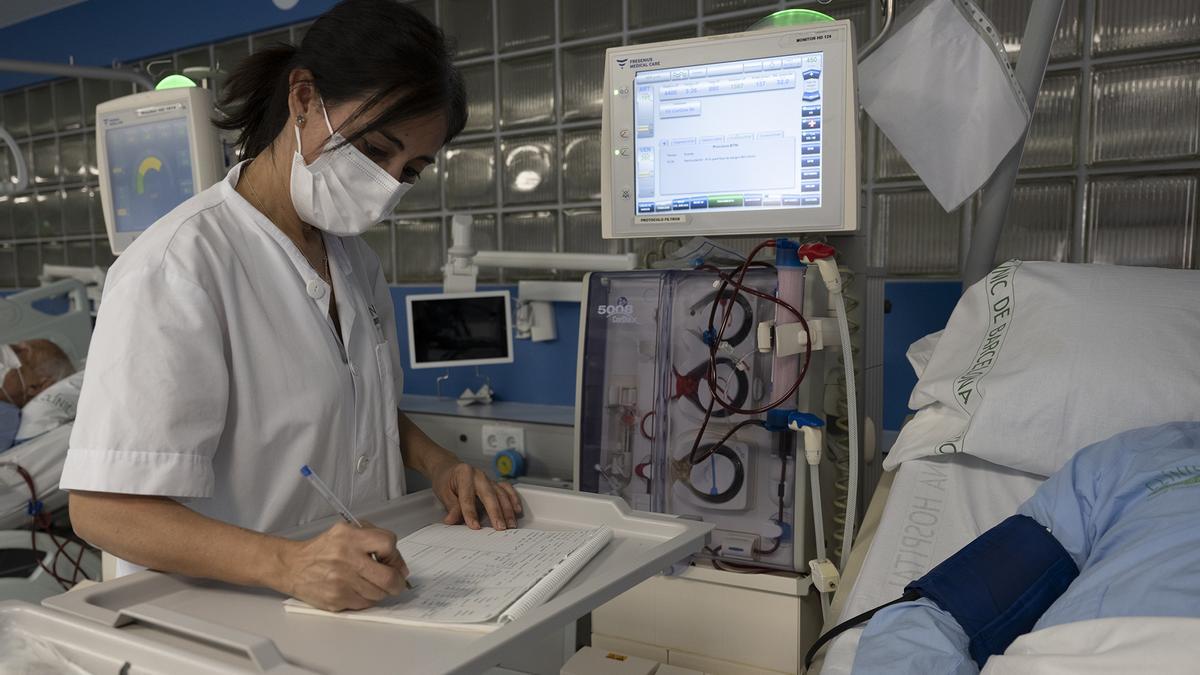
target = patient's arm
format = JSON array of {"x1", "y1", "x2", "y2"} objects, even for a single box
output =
[
  {"x1": 852, "y1": 597, "x2": 977, "y2": 675},
  {"x1": 852, "y1": 423, "x2": 1200, "y2": 673},
  {"x1": 852, "y1": 483, "x2": 1086, "y2": 673},
  {"x1": 1014, "y1": 446, "x2": 1096, "y2": 570},
  {"x1": 69, "y1": 491, "x2": 409, "y2": 612},
  {"x1": 852, "y1": 443, "x2": 1102, "y2": 673}
]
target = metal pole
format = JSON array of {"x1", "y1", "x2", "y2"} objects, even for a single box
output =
[
  {"x1": 960, "y1": 0, "x2": 1065, "y2": 290},
  {"x1": 0, "y1": 58, "x2": 155, "y2": 90},
  {"x1": 858, "y1": 0, "x2": 896, "y2": 60},
  {"x1": 473, "y1": 250, "x2": 639, "y2": 271}
]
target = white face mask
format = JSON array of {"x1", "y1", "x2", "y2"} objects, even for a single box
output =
[
  {"x1": 289, "y1": 99, "x2": 413, "y2": 236},
  {"x1": 0, "y1": 344, "x2": 23, "y2": 406}
]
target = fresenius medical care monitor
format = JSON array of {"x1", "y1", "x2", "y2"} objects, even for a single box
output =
[
  {"x1": 96, "y1": 86, "x2": 225, "y2": 255},
  {"x1": 601, "y1": 21, "x2": 858, "y2": 238}
]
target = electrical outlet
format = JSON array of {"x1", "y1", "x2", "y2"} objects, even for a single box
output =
[{"x1": 481, "y1": 424, "x2": 525, "y2": 457}]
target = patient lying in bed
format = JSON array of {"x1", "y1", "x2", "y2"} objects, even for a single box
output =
[
  {"x1": 1, "y1": 339, "x2": 75, "y2": 450},
  {"x1": 852, "y1": 421, "x2": 1200, "y2": 674}
]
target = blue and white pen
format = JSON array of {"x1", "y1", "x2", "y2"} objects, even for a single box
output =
[{"x1": 300, "y1": 464, "x2": 413, "y2": 589}]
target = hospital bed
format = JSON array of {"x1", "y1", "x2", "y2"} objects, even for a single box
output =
[
  {"x1": 812, "y1": 258, "x2": 1200, "y2": 673},
  {"x1": 0, "y1": 277, "x2": 95, "y2": 529},
  {"x1": 0, "y1": 275, "x2": 102, "y2": 601}
]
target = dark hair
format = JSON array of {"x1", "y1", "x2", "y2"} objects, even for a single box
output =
[{"x1": 215, "y1": 0, "x2": 467, "y2": 159}]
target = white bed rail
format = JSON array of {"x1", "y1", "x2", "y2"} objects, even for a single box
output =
[{"x1": 0, "y1": 278, "x2": 94, "y2": 368}]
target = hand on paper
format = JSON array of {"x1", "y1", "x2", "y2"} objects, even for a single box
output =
[
  {"x1": 430, "y1": 461, "x2": 522, "y2": 530},
  {"x1": 283, "y1": 521, "x2": 411, "y2": 611}
]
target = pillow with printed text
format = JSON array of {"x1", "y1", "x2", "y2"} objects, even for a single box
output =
[
  {"x1": 885, "y1": 260, "x2": 1200, "y2": 477},
  {"x1": 15, "y1": 370, "x2": 84, "y2": 444}
]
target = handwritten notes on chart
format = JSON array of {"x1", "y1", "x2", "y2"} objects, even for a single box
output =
[
  {"x1": 397, "y1": 525, "x2": 603, "y2": 623},
  {"x1": 285, "y1": 524, "x2": 612, "y2": 629}
]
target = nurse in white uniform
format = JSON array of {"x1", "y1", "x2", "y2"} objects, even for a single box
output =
[{"x1": 61, "y1": 0, "x2": 520, "y2": 613}]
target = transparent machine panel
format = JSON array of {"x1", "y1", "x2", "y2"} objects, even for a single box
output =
[{"x1": 578, "y1": 268, "x2": 815, "y2": 571}]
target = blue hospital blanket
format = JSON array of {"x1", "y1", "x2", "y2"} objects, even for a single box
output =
[
  {"x1": 0, "y1": 402, "x2": 18, "y2": 451},
  {"x1": 852, "y1": 421, "x2": 1200, "y2": 675}
]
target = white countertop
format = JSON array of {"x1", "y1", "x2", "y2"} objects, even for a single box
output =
[{"x1": 400, "y1": 394, "x2": 575, "y2": 427}]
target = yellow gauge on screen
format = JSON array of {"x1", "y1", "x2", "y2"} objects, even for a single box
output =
[{"x1": 136, "y1": 156, "x2": 163, "y2": 195}]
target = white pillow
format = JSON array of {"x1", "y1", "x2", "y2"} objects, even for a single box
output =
[
  {"x1": 905, "y1": 329, "x2": 943, "y2": 378},
  {"x1": 14, "y1": 370, "x2": 84, "y2": 443},
  {"x1": 885, "y1": 261, "x2": 1200, "y2": 477}
]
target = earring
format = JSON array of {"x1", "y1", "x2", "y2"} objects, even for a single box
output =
[{"x1": 296, "y1": 114, "x2": 306, "y2": 127}]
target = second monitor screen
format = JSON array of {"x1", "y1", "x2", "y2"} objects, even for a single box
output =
[
  {"x1": 633, "y1": 51, "x2": 824, "y2": 216},
  {"x1": 410, "y1": 295, "x2": 511, "y2": 366},
  {"x1": 106, "y1": 117, "x2": 196, "y2": 233}
]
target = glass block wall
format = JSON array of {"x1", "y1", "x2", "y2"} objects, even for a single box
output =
[
  {"x1": 870, "y1": 0, "x2": 1200, "y2": 275},
  {"x1": 1, "y1": 0, "x2": 1198, "y2": 288}
]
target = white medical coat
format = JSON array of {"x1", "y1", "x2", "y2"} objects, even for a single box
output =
[{"x1": 61, "y1": 162, "x2": 406, "y2": 574}]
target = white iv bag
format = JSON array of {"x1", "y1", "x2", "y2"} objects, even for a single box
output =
[{"x1": 858, "y1": 0, "x2": 1031, "y2": 211}]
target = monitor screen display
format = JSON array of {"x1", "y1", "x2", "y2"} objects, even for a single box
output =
[
  {"x1": 632, "y1": 51, "x2": 824, "y2": 216},
  {"x1": 408, "y1": 293, "x2": 512, "y2": 368},
  {"x1": 105, "y1": 117, "x2": 195, "y2": 233}
]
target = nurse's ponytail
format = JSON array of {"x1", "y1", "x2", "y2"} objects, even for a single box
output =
[
  {"x1": 215, "y1": 0, "x2": 467, "y2": 160},
  {"x1": 216, "y1": 44, "x2": 296, "y2": 159}
]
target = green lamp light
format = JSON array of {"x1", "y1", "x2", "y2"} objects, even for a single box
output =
[
  {"x1": 155, "y1": 74, "x2": 198, "y2": 91},
  {"x1": 749, "y1": 8, "x2": 836, "y2": 31}
]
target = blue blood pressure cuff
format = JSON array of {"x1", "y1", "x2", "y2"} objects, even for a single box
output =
[{"x1": 905, "y1": 514, "x2": 1080, "y2": 668}]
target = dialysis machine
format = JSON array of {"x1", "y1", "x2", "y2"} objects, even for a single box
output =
[
  {"x1": 96, "y1": 86, "x2": 225, "y2": 255},
  {"x1": 578, "y1": 18, "x2": 862, "y2": 580}
]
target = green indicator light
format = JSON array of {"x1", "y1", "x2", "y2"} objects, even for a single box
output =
[
  {"x1": 155, "y1": 74, "x2": 198, "y2": 90},
  {"x1": 749, "y1": 9, "x2": 836, "y2": 30}
]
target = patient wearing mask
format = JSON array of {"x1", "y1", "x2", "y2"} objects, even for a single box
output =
[{"x1": 1, "y1": 340, "x2": 75, "y2": 450}]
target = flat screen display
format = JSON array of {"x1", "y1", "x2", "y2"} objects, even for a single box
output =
[
  {"x1": 632, "y1": 51, "x2": 824, "y2": 216},
  {"x1": 105, "y1": 117, "x2": 195, "y2": 233},
  {"x1": 408, "y1": 293, "x2": 513, "y2": 368}
]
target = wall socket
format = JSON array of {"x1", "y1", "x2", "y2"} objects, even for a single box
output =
[{"x1": 481, "y1": 424, "x2": 526, "y2": 457}]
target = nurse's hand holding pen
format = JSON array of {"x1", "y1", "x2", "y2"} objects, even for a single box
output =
[
  {"x1": 283, "y1": 459, "x2": 521, "y2": 612},
  {"x1": 284, "y1": 520, "x2": 409, "y2": 612},
  {"x1": 286, "y1": 465, "x2": 412, "y2": 612}
]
